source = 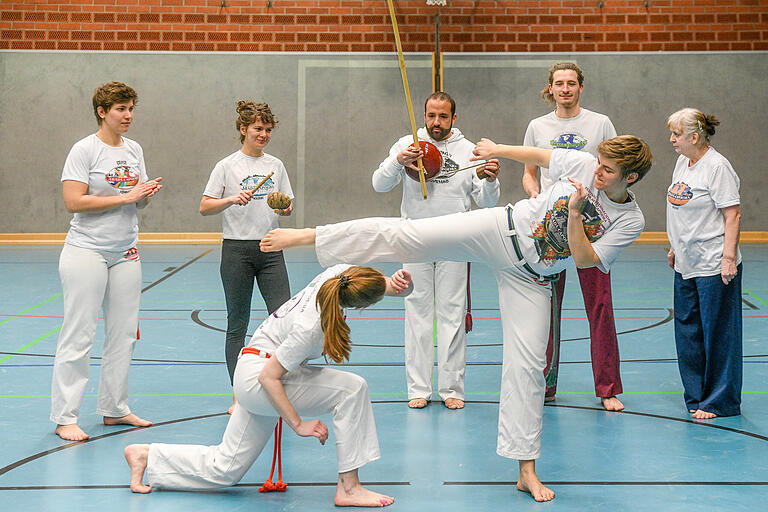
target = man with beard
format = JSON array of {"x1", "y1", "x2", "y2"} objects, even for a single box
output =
[
  {"x1": 371, "y1": 92, "x2": 500, "y2": 410},
  {"x1": 522, "y1": 62, "x2": 624, "y2": 411}
]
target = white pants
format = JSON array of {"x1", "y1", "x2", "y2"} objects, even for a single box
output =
[
  {"x1": 147, "y1": 354, "x2": 381, "y2": 490},
  {"x1": 50, "y1": 244, "x2": 141, "y2": 425},
  {"x1": 316, "y1": 208, "x2": 551, "y2": 460},
  {"x1": 404, "y1": 261, "x2": 467, "y2": 401}
]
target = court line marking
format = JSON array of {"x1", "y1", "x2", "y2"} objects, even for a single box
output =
[
  {"x1": 0, "y1": 249, "x2": 213, "y2": 364},
  {"x1": 744, "y1": 289, "x2": 767, "y2": 307},
  {"x1": 0, "y1": 293, "x2": 61, "y2": 328},
  {"x1": 3, "y1": 400, "x2": 768, "y2": 481},
  {"x1": 0, "y1": 481, "x2": 411, "y2": 491},
  {"x1": 443, "y1": 481, "x2": 768, "y2": 486}
]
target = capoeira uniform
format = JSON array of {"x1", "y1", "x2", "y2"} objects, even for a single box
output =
[
  {"x1": 51, "y1": 134, "x2": 148, "y2": 425},
  {"x1": 524, "y1": 108, "x2": 622, "y2": 398},
  {"x1": 203, "y1": 150, "x2": 294, "y2": 383},
  {"x1": 373, "y1": 127, "x2": 500, "y2": 402},
  {"x1": 146, "y1": 264, "x2": 381, "y2": 489},
  {"x1": 316, "y1": 150, "x2": 644, "y2": 459}
]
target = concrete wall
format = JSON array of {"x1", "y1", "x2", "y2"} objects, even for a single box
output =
[{"x1": 1, "y1": 51, "x2": 766, "y2": 233}]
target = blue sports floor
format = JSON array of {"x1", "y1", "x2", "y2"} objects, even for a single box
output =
[{"x1": 1, "y1": 243, "x2": 767, "y2": 511}]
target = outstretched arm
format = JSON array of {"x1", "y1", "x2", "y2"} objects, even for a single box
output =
[
  {"x1": 258, "y1": 356, "x2": 329, "y2": 444},
  {"x1": 385, "y1": 269, "x2": 413, "y2": 297},
  {"x1": 471, "y1": 138, "x2": 552, "y2": 169}
]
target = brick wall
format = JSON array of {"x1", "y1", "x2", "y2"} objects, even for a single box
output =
[{"x1": 1, "y1": 0, "x2": 766, "y2": 52}]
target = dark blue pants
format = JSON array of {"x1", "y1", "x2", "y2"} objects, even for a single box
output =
[
  {"x1": 673, "y1": 264, "x2": 742, "y2": 417},
  {"x1": 220, "y1": 239, "x2": 291, "y2": 383}
]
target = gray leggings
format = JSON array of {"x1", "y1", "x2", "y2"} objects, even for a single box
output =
[{"x1": 220, "y1": 239, "x2": 291, "y2": 383}]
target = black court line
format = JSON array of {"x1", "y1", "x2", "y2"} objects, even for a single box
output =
[
  {"x1": 0, "y1": 412, "x2": 225, "y2": 477},
  {"x1": 4, "y1": 351, "x2": 768, "y2": 366},
  {"x1": 443, "y1": 481, "x2": 768, "y2": 486},
  {"x1": 190, "y1": 307, "x2": 675, "y2": 348},
  {"x1": 141, "y1": 249, "x2": 213, "y2": 293},
  {"x1": 2, "y1": 400, "x2": 768, "y2": 482},
  {"x1": 0, "y1": 481, "x2": 410, "y2": 491}
]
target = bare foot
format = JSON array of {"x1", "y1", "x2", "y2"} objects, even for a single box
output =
[
  {"x1": 692, "y1": 409, "x2": 717, "y2": 419},
  {"x1": 516, "y1": 460, "x2": 554, "y2": 502},
  {"x1": 227, "y1": 396, "x2": 237, "y2": 415},
  {"x1": 259, "y1": 228, "x2": 315, "y2": 252},
  {"x1": 104, "y1": 413, "x2": 152, "y2": 427},
  {"x1": 544, "y1": 395, "x2": 555, "y2": 403},
  {"x1": 444, "y1": 398, "x2": 465, "y2": 410},
  {"x1": 124, "y1": 444, "x2": 152, "y2": 493},
  {"x1": 335, "y1": 468, "x2": 394, "y2": 507},
  {"x1": 55, "y1": 424, "x2": 89, "y2": 441},
  {"x1": 408, "y1": 398, "x2": 428, "y2": 409},
  {"x1": 601, "y1": 396, "x2": 625, "y2": 411}
]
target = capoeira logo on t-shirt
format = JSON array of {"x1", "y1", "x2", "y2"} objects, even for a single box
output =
[
  {"x1": 241, "y1": 173, "x2": 275, "y2": 199},
  {"x1": 667, "y1": 182, "x2": 692, "y2": 207},
  {"x1": 105, "y1": 165, "x2": 140, "y2": 193},
  {"x1": 549, "y1": 133, "x2": 588, "y2": 151},
  {"x1": 530, "y1": 195, "x2": 604, "y2": 266},
  {"x1": 432, "y1": 154, "x2": 457, "y2": 182}
]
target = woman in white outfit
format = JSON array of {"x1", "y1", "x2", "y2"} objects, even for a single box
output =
[
  {"x1": 52, "y1": 81, "x2": 162, "y2": 441},
  {"x1": 125, "y1": 265, "x2": 412, "y2": 508},
  {"x1": 259, "y1": 135, "x2": 653, "y2": 502}
]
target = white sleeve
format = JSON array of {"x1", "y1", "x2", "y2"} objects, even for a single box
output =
[
  {"x1": 61, "y1": 142, "x2": 92, "y2": 184},
  {"x1": 137, "y1": 144, "x2": 149, "y2": 182},
  {"x1": 470, "y1": 168, "x2": 500, "y2": 208},
  {"x1": 603, "y1": 117, "x2": 618, "y2": 140},
  {"x1": 709, "y1": 162, "x2": 740, "y2": 209},
  {"x1": 278, "y1": 160, "x2": 294, "y2": 199},
  {"x1": 202, "y1": 161, "x2": 226, "y2": 199},
  {"x1": 523, "y1": 121, "x2": 536, "y2": 146},
  {"x1": 591, "y1": 214, "x2": 645, "y2": 273},
  {"x1": 548, "y1": 149, "x2": 595, "y2": 183},
  {"x1": 372, "y1": 140, "x2": 406, "y2": 192},
  {"x1": 274, "y1": 321, "x2": 320, "y2": 372}
]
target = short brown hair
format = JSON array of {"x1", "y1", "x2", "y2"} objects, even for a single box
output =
[
  {"x1": 92, "y1": 81, "x2": 137, "y2": 125},
  {"x1": 597, "y1": 135, "x2": 653, "y2": 187},
  {"x1": 541, "y1": 62, "x2": 584, "y2": 103},
  {"x1": 236, "y1": 101, "x2": 278, "y2": 143}
]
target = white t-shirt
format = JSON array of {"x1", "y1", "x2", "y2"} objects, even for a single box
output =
[
  {"x1": 203, "y1": 150, "x2": 294, "y2": 240},
  {"x1": 247, "y1": 264, "x2": 352, "y2": 372},
  {"x1": 523, "y1": 108, "x2": 617, "y2": 190},
  {"x1": 512, "y1": 149, "x2": 645, "y2": 276},
  {"x1": 61, "y1": 133, "x2": 149, "y2": 252},
  {"x1": 372, "y1": 127, "x2": 500, "y2": 219},
  {"x1": 666, "y1": 147, "x2": 741, "y2": 279}
]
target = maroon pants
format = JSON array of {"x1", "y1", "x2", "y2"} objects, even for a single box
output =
[{"x1": 544, "y1": 266, "x2": 622, "y2": 399}]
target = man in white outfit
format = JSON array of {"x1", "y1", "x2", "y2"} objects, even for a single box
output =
[{"x1": 372, "y1": 92, "x2": 500, "y2": 409}]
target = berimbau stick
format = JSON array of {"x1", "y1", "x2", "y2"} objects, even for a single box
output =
[
  {"x1": 250, "y1": 171, "x2": 275, "y2": 195},
  {"x1": 386, "y1": 0, "x2": 428, "y2": 199}
]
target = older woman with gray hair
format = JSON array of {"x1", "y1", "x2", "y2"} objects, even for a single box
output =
[{"x1": 666, "y1": 108, "x2": 742, "y2": 419}]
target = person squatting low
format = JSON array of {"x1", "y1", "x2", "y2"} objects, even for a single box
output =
[{"x1": 125, "y1": 265, "x2": 412, "y2": 508}]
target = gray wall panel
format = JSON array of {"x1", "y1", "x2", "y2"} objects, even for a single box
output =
[{"x1": 1, "y1": 51, "x2": 765, "y2": 233}]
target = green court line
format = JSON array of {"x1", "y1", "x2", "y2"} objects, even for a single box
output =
[
  {"x1": 744, "y1": 289, "x2": 768, "y2": 307},
  {"x1": 0, "y1": 326, "x2": 61, "y2": 365},
  {"x1": 0, "y1": 293, "x2": 62, "y2": 328}
]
